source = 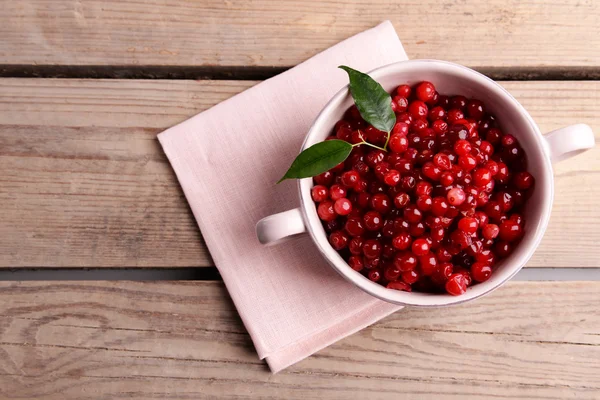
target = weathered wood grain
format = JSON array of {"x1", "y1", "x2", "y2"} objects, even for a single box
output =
[
  {"x1": 1, "y1": 1, "x2": 599, "y2": 70},
  {"x1": 1, "y1": 79, "x2": 599, "y2": 268},
  {"x1": 0, "y1": 281, "x2": 598, "y2": 399}
]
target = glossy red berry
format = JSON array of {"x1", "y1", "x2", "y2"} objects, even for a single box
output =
[
  {"x1": 454, "y1": 139, "x2": 472, "y2": 156},
  {"x1": 408, "y1": 100, "x2": 428, "y2": 120},
  {"x1": 341, "y1": 170, "x2": 360, "y2": 188},
  {"x1": 447, "y1": 187, "x2": 466, "y2": 206},
  {"x1": 363, "y1": 239, "x2": 382, "y2": 259},
  {"x1": 384, "y1": 170, "x2": 401, "y2": 186},
  {"x1": 329, "y1": 231, "x2": 349, "y2": 250},
  {"x1": 445, "y1": 273, "x2": 468, "y2": 296},
  {"x1": 392, "y1": 232, "x2": 412, "y2": 250},
  {"x1": 411, "y1": 238, "x2": 430, "y2": 256},
  {"x1": 348, "y1": 255, "x2": 364, "y2": 271},
  {"x1": 415, "y1": 81, "x2": 436, "y2": 102},
  {"x1": 466, "y1": 99, "x2": 485, "y2": 119},
  {"x1": 513, "y1": 171, "x2": 534, "y2": 190},
  {"x1": 396, "y1": 84, "x2": 411, "y2": 98},
  {"x1": 329, "y1": 184, "x2": 347, "y2": 201},
  {"x1": 334, "y1": 198, "x2": 352, "y2": 216},
  {"x1": 348, "y1": 237, "x2": 364, "y2": 254},
  {"x1": 363, "y1": 211, "x2": 383, "y2": 231},
  {"x1": 401, "y1": 269, "x2": 420, "y2": 284},
  {"x1": 394, "y1": 252, "x2": 418, "y2": 271},
  {"x1": 311, "y1": 185, "x2": 328, "y2": 202},
  {"x1": 389, "y1": 133, "x2": 409, "y2": 153},
  {"x1": 386, "y1": 281, "x2": 411, "y2": 291},
  {"x1": 471, "y1": 262, "x2": 492, "y2": 282},
  {"x1": 317, "y1": 201, "x2": 336, "y2": 221},
  {"x1": 458, "y1": 217, "x2": 479, "y2": 234},
  {"x1": 473, "y1": 168, "x2": 492, "y2": 187},
  {"x1": 482, "y1": 223, "x2": 499, "y2": 240},
  {"x1": 498, "y1": 220, "x2": 523, "y2": 242},
  {"x1": 370, "y1": 193, "x2": 392, "y2": 214},
  {"x1": 458, "y1": 154, "x2": 477, "y2": 171}
]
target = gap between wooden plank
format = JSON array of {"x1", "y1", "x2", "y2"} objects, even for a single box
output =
[
  {"x1": 2, "y1": 65, "x2": 600, "y2": 81},
  {"x1": 0, "y1": 267, "x2": 599, "y2": 281}
]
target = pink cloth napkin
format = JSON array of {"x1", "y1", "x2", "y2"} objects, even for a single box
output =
[{"x1": 158, "y1": 21, "x2": 407, "y2": 372}]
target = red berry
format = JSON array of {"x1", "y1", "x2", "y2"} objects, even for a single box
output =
[
  {"x1": 394, "y1": 192, "x2": 410, "y2": 208},
  {"x1": 387, "y1": 281, "x2": 412, "y2": 292},
  {"x1": 341, "y1": 170, "x2": 360, "y2": 188},
  {"x1": 471, "y1": 262, "x2": 492, "y2": 282},
  {"x1": 415, "y1": 181, "x2": 433, "y2": 196},
  {"x1": 447, "y1": 109, "x2": 465, "y2": 125},
  {"x1": 458, "y1": 217, "x2": 479, "y2": 234},
  {"x1": 409, "y1": 221, "x2": 427, "y2": 237},
  {"x1": 422, "y1": 162, "x2": 442, "y2": 181},
  {"x1": 447, "y1": 187, "x2": 466, "y2": 206},
  {"x1": 440, "y1": 171, "x2": 454, "y2": 186},
  {"x1": 392, "y1": 96, "x2": 409, "y2": 113},
  {"x1": 348, "y1": 255, "x2": 364, "y2": 271},
  {"x1": 496, "y1": 162, "x2": 510, "y2": 183},
  {"x1": 329, "y1": 184, "x2": 346, "y2": 201},
  {"x1": 432, "y1": 119, "x2": 448, "y2": 134},
  {"x1": 415, "y1": 81, "x2": 436, "y2": 102},
  {"x1": 458, "y1": 154, "x2": 477, "y2": 171},
  {"x1": 311, "y1": 185, "x2": 328, "y2": 202},
  {"x1": 389, "y1": 133, "x2": 409, "y2": 153},
  {"x1": 384, "y1": 170, "x2": 401, "y2": 186},
  {"x1": 429, "y1": 106, "x2": 446, "y2": 121},
  {"x1": 363, "y1": 239, "x2": 382, "y2": 259},
  {"x1": 395, "y1": 84, "x2": 411, "y2": 98},
  {"x1": 514, "y1": 171, "x2": 534, "y2": 190},
  {"x1": 329, "y1": 231, "x2": 349, "y2": 250},
  {"x1": 392, "y1": 122, "x2": 410, "y2": 136},
  {"x1": 412, "y1": 238, "x2": 430, "y2": 256},
  {"x1": 348, "y1": 236, "x2": 364, "y2": 254},
  {"x1": 334, "y1": 198, "x2": 352, "y2": 216},
  {"x1": 431, "y1": 197, "x2": 449, "y2": 216},
  {"x1": 394, "y1": 252, "x2": 418, "y2": 271},
  {"x1": 466, "y1": 99, "x2": 485, "y2": 119},
  {"x1": 392, "y1": 232, "x2": 412, "y2": 250},
  {"x1": 317, "y1": 201, "x2": 336, "y2": 221},
  {"x1": 370, "y1": 193, "x2": 392, "y2": 214},
  {"x1": 454, "y1": 139, "x2": 472, "y2": 156},
  {"x1": 495, "y1": 241, "x2": 512, "y2": 258},
  {"x1": 401, "y1": 270, "x2": 420, "y2": 284},
  {"x1": 314, "y1": 171, "x2": 334, "y2": 186},
  {"x1": 416, "y1": 195, "x2": 432, "y2": 212},
  {"x1": 473, "y1": 168, "x2": 492, "y2": 187},
  {"x1": 445, "y1": 273, "x2": 468, "y2": 296},
  {"x1": 433, "y1": 153, "x2": 452, "y2": 170},
  {"x1": 368, "y1": 269, "x2": 382, "y2": 282},
  {"x1": 403, "y1": 205, "x2": 423, "y2": 223},
  {"x1": 384, "y1": 265, "x2": 402, "y2": 281},
  {"x1": 498, "y1": 220, "x2": 523, "y2": 242},
  {"x1": 363, "y1": 211, "x2": 383, "y2": 231},
  {"x1": 408, "y1": 100, "x2": 428, "y2": 120}
]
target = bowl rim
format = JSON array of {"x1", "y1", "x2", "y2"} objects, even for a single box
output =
[{"x1": 296, "y1": 59, "x2": 554, "y2": 306}]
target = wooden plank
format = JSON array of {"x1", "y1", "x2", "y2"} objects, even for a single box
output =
[
  {"x1": 0, "y1": 281, "x2": 598, "y2": 399},
  {"x1": 1, "y1": 1, "x2": 599, "y2": 70},
  {"x1": 1, "y1": 79, "x2": 599, "y2": 268}
]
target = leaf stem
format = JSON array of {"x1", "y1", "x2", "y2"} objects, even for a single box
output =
[
  {"x1": 383, "y1": 132, "x2": 391, "y2": 152},
  {"x1": 352, "y1": 141, "x2": 387, "y2": 152}
]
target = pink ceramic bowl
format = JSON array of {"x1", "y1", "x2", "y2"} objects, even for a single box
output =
[{"x1": 257, "y1": 60, "x2": 595, "y2": 307}]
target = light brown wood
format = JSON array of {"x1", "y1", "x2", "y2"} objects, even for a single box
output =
[
  {"x1": 1, "y1": 79, "x2": 600, "y2": 267},
  {"x1": 1, "y1": 0, "x2": 599, "y2": 70},
  {"x1": 0, "y1": 281, "x2": 598, "y2": 399}
]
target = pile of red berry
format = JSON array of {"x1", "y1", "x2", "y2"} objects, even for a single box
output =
[{"x1": 312, "y1": 81, "x2": 534, "y2": 296}]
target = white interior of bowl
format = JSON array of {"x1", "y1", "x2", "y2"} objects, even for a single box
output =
[{"x1": 298, "y1": 60, "x2": 554, "y2": 307}]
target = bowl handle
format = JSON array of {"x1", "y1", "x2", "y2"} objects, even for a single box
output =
[
  {"x1": 256, "y1": 208, "x2": 307, "y2": 245},
  {"x1": 544, "y1": 124, "x2": 595, "y2": 163}
]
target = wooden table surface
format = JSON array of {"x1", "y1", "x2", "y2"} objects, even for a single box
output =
[{"x1": 1, "y1": 1, "x2": 599, "y2": 399}]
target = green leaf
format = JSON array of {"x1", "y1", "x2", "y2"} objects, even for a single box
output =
[
  {"x1": 339, "y1": 65, "x2": 396, "y2": 133},
  {"x1": 277, "y1": 140, "x2": 353, "y2": 183}
]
